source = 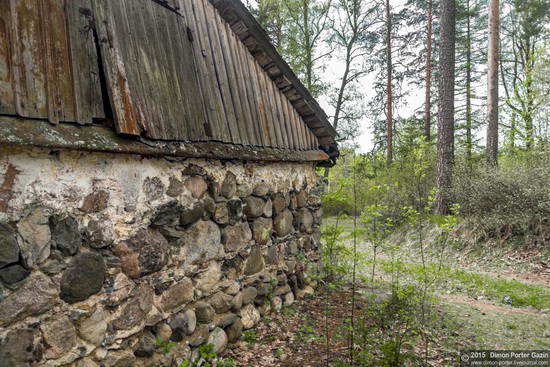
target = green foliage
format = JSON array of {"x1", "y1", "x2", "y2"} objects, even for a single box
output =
[
  {"x1": 179, "y1": 343, "x2": 236, "y2": 367},
  {"x1": 242, "y1": 330, "x2": 257, "y2": 345},
  {"x1": 321, "y1": 216, "x2": 351, "y2": 283},
  {"x1": 274, "y1": 347, "x2": 284, "y2": 359},
  {"x1": 323, "y1": 141, "x2": 436, "y2": 226},
  {"x1": 294, "y1": 324, "x2": 319, "y2": 344},
  {"x1": 452, "y1": 152, "x2": 550, "y2": 244},
  {"x1": 156, "y1": 337, "x2": 175, "y2": 355}
]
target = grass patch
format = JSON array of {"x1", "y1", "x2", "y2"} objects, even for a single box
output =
[
  {"x1": 441, "y1": 266, "x2": 550, "y2": 309},
  {"x1": 442, "y1": 301, "x2": 550, "y2": 349},
  {"x1": 363, "y1": 258, "x2": 550, "y2": 310}
]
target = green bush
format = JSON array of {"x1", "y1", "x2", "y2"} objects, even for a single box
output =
[
  {"x1": 451, "y1": 152, "x2": 550, "y2": 243},
  {"x1": 322, "y1": 142, "x2": 436, "y2": 226}
]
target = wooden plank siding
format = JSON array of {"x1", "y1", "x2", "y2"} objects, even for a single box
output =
[
  {"x1": 65, "y1": 0, "x2": 105, "y2": 124},
  {"x1": 0, "y1": 1, "x2": 16, "y2": 115},
  {"x1": 0, "y1": 0, "x2": 103, "y2": 124},
  {"x1": 0, "y1": 0, "x2": 329, "y2": 157}
]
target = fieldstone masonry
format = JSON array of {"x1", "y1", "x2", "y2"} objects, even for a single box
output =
[{"x1": 0, "y1": 147, "x2": 323, "y2": 366}]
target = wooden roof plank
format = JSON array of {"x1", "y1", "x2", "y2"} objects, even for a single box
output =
[
  {"x1": 311, "y1": 130, "x2": 320, "y2": 150},
  {"x1": 65, "y1": 0, "x2": 105, "y2": 124},
  {"x1": 254, "y1": 61, "x2": 275, "y2": 147},
  {"x1": 218, "y1": 16, "x2": 249, "y2": 145},
  {"x1": 166, "y1": 4, "x2": 208, "y2": 141},
  {"x1": 140, "y1": 0, "x2": 171, "y2": 139},
  {"x1": 155, "y1": 1, "x2": 207, "y2": 142},
  {"x1": 298, "y1": 116, "x2": 308, "y2": 149},
  {"x1": 202, "y1": 0, "x2": 240, "y2": 144},
  {"x1": 11, "y1": 0, "x2": 48, "y2": 119},
  {"x1": 42, "y1": 0, "x2": 76, "y2": 124},
  {"x1": 92, "y1": 0, "x2": 142, "y2": 136},
  {"x1": 273, "y1": 83, "x2": 290, "y2": 149},
  {"x1": 208, "y1": 0, "x2": 338, "y2": 162},
  {"x1": 0, "y1": 1, "x2": 15, "y2": 115},
  {"x1": 283, "y1": 97, "x2": 297, "y2": 150},
  {"x1": 181, "y1": 0, "x2": 228, "y2": 142},
  {"x1": 115, "y1": 0, "x2": 158, "y2": 137},
  {"x1": 243, "y1": 47, "x2": 265, "y2": 146},
  {"x1": 233, "y1": 31, "x2": 264, "y2": 146},
  {"x1": 152, "y1": 2, "x2": 187, "y2": 141},
  {"x1": 264, "y1": 75, "x2": 284, "y2": 148},
  {"x1": 286, "y1": 103, "x2": 299, "y2": 149}
]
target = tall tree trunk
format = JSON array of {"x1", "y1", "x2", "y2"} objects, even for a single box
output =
[
  {"x1": 386, "y1": 0, "x2": 393, "y2": 165},
  {"x1": 303, "y1": 0, "x2": 313, "y2": 91},
  {"x1": 424, "y1": 0, "x2": 433, "y2": 142},
  {"x1": 510, "y1": 112, "x2": 516, "y2": 149},
  {"x1": 465, "y1": 0, "x2": 472, "y2": 164},
  {"x1": 435, "y1": 0, "x2": 456, "y2": 215},
  {"x1": 525, "y1": 43, "x2": 535, "y2": 150},
  {"x1": 486, "y1": 0, "x2": 500, "y2": 166}
]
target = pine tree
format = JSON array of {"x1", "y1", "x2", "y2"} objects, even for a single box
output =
[
  {"x1": 435, "y1": 0, "x2": 457, "y2": 214},
  {"x1": 486, "y1": 0, "x2": 500, "y2": 166}
]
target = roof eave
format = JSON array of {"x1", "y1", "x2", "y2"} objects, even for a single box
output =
[{"x1": 209, "y1": 0, "x2": 339, "y2": 163}]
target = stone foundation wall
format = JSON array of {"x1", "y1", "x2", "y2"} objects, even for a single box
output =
[{"x1": 0, "y1": 147, "x2": 323, "y2": 366}]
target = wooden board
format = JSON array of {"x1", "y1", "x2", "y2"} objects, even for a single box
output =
[
  {"x1": 92, "y1": 0, "x2": 206, "y2": 140},
  {"x1": 10, "y1": 0, "x2": 48, "y2": 119},
  {"x1": 203, "y1": 0, "x2": 240, "y2": 143},
  {"x1": 176, "y1": 0, "x2": 219, "y2": 141},
  {"x1": 184, "y1": 0, "x2": 230, "y2": 142},
  {"x1": 254, "y1": 61, "x2": 275, "y2": 147},
  {"x1": 65, "y1": 0, "x2": 105, "y2": 124},
  {"x1": 220, "y1": 19, "x2": 249, "y2": 145},
  {"x1": 238, "y1": 43, "x2": 264, "y2": 146},
  {"x1": 0, "y1": 2, "x2": 15, "y2": 115},
  {"x1": 92, "y1": 0, "x2": 142, "y2": 135},
  {"x1": 41, "y1": 0, "x2": 76, "y2": 124}
]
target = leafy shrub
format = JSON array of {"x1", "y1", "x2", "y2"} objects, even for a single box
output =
[
  {"x1": 242, "y1": 330, "x2": 257, "y2": 345},
  {"x1": 179, "y1": 343, "x2": 236, "y2": 367},
  {"x1": 322, "y1": 142, "x2": 436, "y2": 226},
  {"x1": 451, "y1": 152, "x2": 550, "y2": 243}
]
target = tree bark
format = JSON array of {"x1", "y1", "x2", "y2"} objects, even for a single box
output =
[
  {"x1": 466, "y1": 0, "x2": 472, "y2": 164},
  {"x1": 486, "y1": 0, "x2": 500, "y2": 166},
  {"x1": 386, "y1": 0, "x2": 393, "y2": 165},
  {"x1": 424, "y1": 0, "x2": 433, "y2": 142},
  {"x1": 435, "y1": 0, "x2": 456, "y2": 215}
]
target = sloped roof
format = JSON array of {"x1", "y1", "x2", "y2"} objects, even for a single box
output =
[
  {"x1": 0, "y1": 0, "x2": 338, "y2": 165},
  {"x1": 210, "y1": 0, "x2": 339, "y2": 164}
]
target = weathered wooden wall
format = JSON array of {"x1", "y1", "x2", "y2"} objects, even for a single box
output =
[
  {"x1": 0, "y1": 0, "x2": 322, "y2": 152},
  {"x1": 0, "y1": 0, "x2": 105, "y2": 124}
]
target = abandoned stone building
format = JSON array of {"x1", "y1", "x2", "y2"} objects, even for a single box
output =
[{"x1": 0, "y1": 0, "x2": 338, "y2": 365}]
